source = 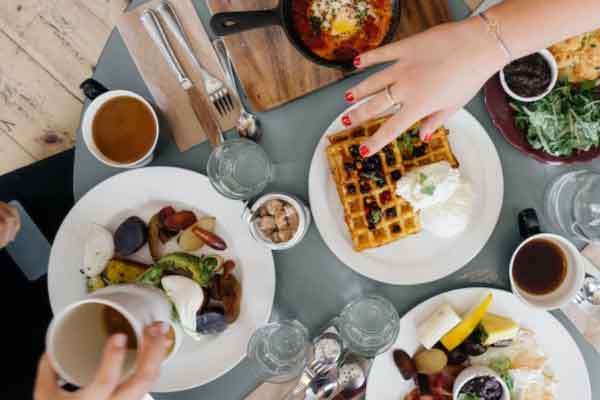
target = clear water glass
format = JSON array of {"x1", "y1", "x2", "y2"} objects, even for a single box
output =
[
  {"x1": 247, "y1": 320, "x2": 309, "y2": 383},
  {"x1": 206, "y1": 138, "x2": 273, "y2": 200},
  {"x1": 336, "y1": 294, "x2": 400, "y2": 358},
  {"x1": 544, "y1": 170, "x2": 600, "y2": 243}
]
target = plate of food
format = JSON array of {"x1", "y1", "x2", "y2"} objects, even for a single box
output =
[
  {"x1": 484, "y1": 30, "x2": 600, "y2": 164},
  {"x1": 47, "y1": 167, "x2": 276, "y2": 392},
  {"x1": 308, "y1": 105, "x2": 503, "y2": 284},
  {"x1": 366, "y1": 287, "x2": 591, "y2": 400}
]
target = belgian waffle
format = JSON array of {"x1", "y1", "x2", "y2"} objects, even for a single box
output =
[{"x1": 326, "y1": 116, "x2": 458, "y2": 251}]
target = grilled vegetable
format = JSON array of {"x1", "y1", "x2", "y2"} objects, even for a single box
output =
[
  {"x1": 462, "y1": 337, "x2": 488, "y2": 356},
  {"x1": 446, "y1": 347, "x2": 468, "y2": 365},
  {"x1": 192, "y1": 226, "x2": 227, "y2": 250},
  {"x1": 114, "y1": 216, "x2": 148, "y2": 256},
  {"x1": 86, "y1": 276, "x2": 107, "y2": 293},
  {"x1": 414, "y1": 349, "x2": 448, "y2": 375},
  {"x1": 393, "y1": 349, "x2": 417, "y2": 380},
  {"x1": 103, "y1": 259, "x2": 149, "y2": 284},
  {"x1": 197, "y1": 312, "x2": 228, "y2": 334},
  {"x1": 137, "y1": 252, "x2": 221, "y2": 288},
  {"x1": 148, "y1": 214, "x2": 163, "y2": 261},
  {"x1": 221, "y1": 274, "x2": 241, "y2": 323},
  {"x1": 163, "y1": 210, "x2": 197, "y2": 232},
  {"x1": 177, "y1": 217, "x2": 216, "y2": 252},
  {"x1": 440, "y1": 293, "x2": 493, "y2": 351}
]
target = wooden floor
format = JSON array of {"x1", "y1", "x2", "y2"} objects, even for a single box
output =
[
  {"x1": 0, "y1": 0, "x2": 129, "y2": 176},
  {"x1": 0, "y1": 0, "x2": 481, "y2": 176}
]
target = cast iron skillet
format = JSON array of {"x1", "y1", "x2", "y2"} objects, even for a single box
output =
[{"x1": 210, "y1": 0, "x2": 401, "y2": 70}]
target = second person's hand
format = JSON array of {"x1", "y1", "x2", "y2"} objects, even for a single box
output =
[
  {"x1": 34, "y1": 322, "x2": 172, "y2": 400},
  {"x1": 342, "y1": 17, "x2": 507, "y2": 157},
  {"x1": 0, "y1": 201, "x2": 20, "y2": 249}
]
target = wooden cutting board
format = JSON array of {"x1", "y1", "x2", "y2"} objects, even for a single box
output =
[{"x1": 206, "y1": 0, "x2": 450, "y2": 112}]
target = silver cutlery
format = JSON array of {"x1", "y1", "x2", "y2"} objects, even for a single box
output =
[
  {"x1": 212, "y1": 38, "x2": 262, "y2": 140},
  {"x1": 305, "y1": 372, "x2": 339, "y2": 400},
  {"x1": 305, "y1": 362, "x2": 366, "y2": 400},
  {"x1": 574, "y1": 273, "x2": 600, "y2": 306},
  {"x1": 336, "y1": 362, "x2": 366, "y2": 393},
  {"x1": 155, "y1": 1, "x2": 234, "y2": 116},
  {"x1": 285, "y1": 359, "x2": 334, "y2": 399},
  {"x1": 140, "y1": 9, "x2": 222, "y2": 147}
]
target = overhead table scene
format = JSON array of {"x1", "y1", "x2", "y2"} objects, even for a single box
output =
[{"x1": 14, "y1": 0, "x2": 600, "y2": 399}]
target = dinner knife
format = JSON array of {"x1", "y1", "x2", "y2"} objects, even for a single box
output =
[{"x1": 140, "y1": 9, "x2": 222, "y2": 147}]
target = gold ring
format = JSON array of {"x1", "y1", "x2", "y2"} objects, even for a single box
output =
[{"x1": 385, "y1": 85, "x2": 401, "y2": 108}]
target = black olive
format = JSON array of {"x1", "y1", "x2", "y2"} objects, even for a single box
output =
[
  {"x1": 393, "y1": 349, "x2": 417, "y2": 380},
  {"x1": 346, "y1": 184, "x2": 356, "y2": 194},
  {"x1": 391, "y1": 170, "x2": 402, "y2": 181},
  {"x1": 114, "y1": 216, "x2": 148, "y2": 256},
  {"x1": 462, "y1": 338, "x2": 488, "y2": 356},
  {"x1": 447, "y1": 347, "x2": 468, "y2": 365}
]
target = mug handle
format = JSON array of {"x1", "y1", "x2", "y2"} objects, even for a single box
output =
[
  {"x1": 518, "y1": 208, "x2": 541, "y2": 239},
  {"x1": 80, "y1": 78, "x2": 109, "y2": 101}
]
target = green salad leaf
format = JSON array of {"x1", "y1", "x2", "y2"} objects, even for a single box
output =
[
  {"x1": 511, "y1": 81, "x2": 600, "y2": 157},
  {"x1": 457, "y1": 394, "x2": 480, "y2": 400}
]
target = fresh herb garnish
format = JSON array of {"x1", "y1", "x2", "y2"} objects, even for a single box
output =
[
  {"x1": 418, "y1": 172, "x2": 427, "y2": 184},
  {"x1": 472, "y1": 324, "x2": 489, "y2": 345},
  {"x1": 368, "y1": 208, "x2": 382, "y2": 225},
  {"x1": 500, "y1": 372, "x2": 514, "y2": 392},
  {"x1": 397, "y1": 134, "x2": 414, "y2": 155},
  {"x1": 490, "y1": 357, "x2": 511, "y2": 374},
  {"x1": 361, "y1": 171, "x2": 385, "y2": 186},
  {"x1": 457, "y1": 394, "x2": 480, "y2": 400},
  {"x1": 511, "y1": 81, "x2": 600, "y2": 157},
  {"x1": 421, "y1": 185, "x2": 435, "y2": 196}
]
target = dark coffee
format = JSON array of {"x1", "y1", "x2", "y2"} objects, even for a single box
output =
[{"x1": 512, "y1": 238, "x2": 567, "y2": 295}]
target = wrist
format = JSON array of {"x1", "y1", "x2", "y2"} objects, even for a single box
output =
[{"x1": 457, "y1": 15, "x2": 510, "y2": 76}]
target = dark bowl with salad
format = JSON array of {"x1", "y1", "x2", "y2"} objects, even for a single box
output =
[{"x1": 484, "y1": 73, "x2": 600, "y2": 165}]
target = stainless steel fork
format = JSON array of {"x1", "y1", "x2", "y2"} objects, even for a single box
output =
[
  {"x1": 155, "y1": 1, "x2": 234, "y2": 116},
  {"x1": 284, "y1": 359, "x2": 334, "y2": 399}
]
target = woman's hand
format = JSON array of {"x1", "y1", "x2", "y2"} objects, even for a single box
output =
[
  {"x1": 34, "y1": 322, "x2": 172, "y2": 400},
  {"x1": 342, "y1": 18, "x2": 507, "y2": 157},
  {"x1": 0, "y1": 202, "x2": 20, "y2": 248}
]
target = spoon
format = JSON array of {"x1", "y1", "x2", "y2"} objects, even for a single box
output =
[
  {"x1": 212, "y1": 38, "x2": 262, "y2": 141},
  {"x1": 305, "y1": 373, "x2": 339, "y2": 400},
  {"x1": 575, "y1": 274, "x2": 600, "y2": 306},
  {"x1": 337, "y1": 363, "x2": 366, "y2": 393}
]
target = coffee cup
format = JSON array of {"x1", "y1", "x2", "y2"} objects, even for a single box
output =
[
  {"x1": 509, "y1": 209, "x2": 585, "y2": 310},
  {"x1": 80, "y1": 79, "x2": 159, "y2": 169},
  {"x1": 46, "y1": 284, "x2": 181, "y2": 387}
]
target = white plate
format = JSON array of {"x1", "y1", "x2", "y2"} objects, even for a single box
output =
[
  {"x1": 366, "y1": 288, "x2": 591, "y2": 400},
  {"x1": 308, "y1": 106, "x2": 503, "y2": 284},
  {"x1": 48, "y1": 167, "x2": 275, "y2": 392}
]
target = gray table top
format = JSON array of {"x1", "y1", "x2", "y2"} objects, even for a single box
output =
[{"x1": 74, "y1": 1, "x2": 600, "y2": 398}]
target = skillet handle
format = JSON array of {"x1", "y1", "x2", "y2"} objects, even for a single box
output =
[{"x1": 210, "y1": 10, "x2": 280, "y2": 36}]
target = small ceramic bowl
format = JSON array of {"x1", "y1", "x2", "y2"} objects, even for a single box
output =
[
  {"x1": 500, "y1": 49, "x2": 558, "y2": 103},
  {"x1": 243, "y1": 192, "x2": 311, "y2": 250},
  {"x1": 453, "y1": 366, "x2": 510, "y2": 400}
]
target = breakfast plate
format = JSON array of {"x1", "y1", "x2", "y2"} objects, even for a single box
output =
[
  {"x1": 366, "y1": 287, "x2": 591, "y2": 400},
  {"x1": 308, "y1": 105, "x2": 503, "y2": 284},
  {"x1": 48, "y1": 167, "x2": 276, "y2": 392}
]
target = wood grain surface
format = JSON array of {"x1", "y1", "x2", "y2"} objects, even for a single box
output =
[
  {"x1": 0, "y1": 0, "x2": 128, "y2": 176},
  {"x1": 206, "y1": 0, "x2": 451, "y2": 112}
]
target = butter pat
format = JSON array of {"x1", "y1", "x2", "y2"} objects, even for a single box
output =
[
  {"x1": 417, "y1": 304, "x2": 461, "y2": 349},
  {"x1": 480, "y1": 313, "x2": 519, "y2": 346}
]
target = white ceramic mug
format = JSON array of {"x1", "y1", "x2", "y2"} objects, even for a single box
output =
[
  {"x1": 80, "y1": 79, "x2": 159, "y2": 169},
  {"x1": 509, "y1": 233, "x2": 585, "y2": 310},
  {"x1": 46, "y1": 284, "x2": 180, "y2": 387}
]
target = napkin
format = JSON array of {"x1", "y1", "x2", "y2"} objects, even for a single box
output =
[
  {"x1": 117, "y1": 0, "x2": 240, "y2": 151},
  {"x1": 561, "y1": 243, "x2": 600, "y2": 353}
]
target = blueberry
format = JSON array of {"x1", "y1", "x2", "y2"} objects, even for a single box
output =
[
  {"x1": 386, "y1": 208, "x2": 397, "y2": 218},
  {"x1": 344, "y1": 162, "x2": 354, "y2": 172},
  {"x1": 391, "y1": 170, "x2": 402, "y2": 181},
  {"x1": 360, "y1": 183, "x2": 371, "y2": 194},
  {"x1": 413, "y1": 144, "x2": 428, "y2": 157},
  {"x1": 391, "y1": 225, "x2": 401, "y2": 233},
  {"x1": 349, "y1": 144, "x2": 360, "y2": 158},
  {"x1": 346, "y1": 184, "x2": 356, "y2": 194}
]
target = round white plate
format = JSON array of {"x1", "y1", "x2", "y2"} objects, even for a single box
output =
[
  {"x1": 48, "y1": 167, "x2": 275, "y2": 392},
  {"x1": 308, "y1": 106, "x2": 503, "y2": 284},
  {"x1": 366, "y1": 288, "x2": 591, "y2": 400}
]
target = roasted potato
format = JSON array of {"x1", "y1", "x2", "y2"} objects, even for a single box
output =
[
  {"x1": 177, "y1": 217, "x2": 216, "y2": 252},
  {"x1": 103, "y1": 259, "x2": 149, "y2": 284},
  {"x1": 221, "y1": 274, "x2": 241, "y2": 323}
]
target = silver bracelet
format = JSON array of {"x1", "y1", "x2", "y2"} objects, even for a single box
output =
[{"x1": 479, "y1": 12, "x2": 513, "y2": 62}]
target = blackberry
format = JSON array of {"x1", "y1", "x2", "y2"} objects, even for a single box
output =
[{"x1": 380, "y1": 191, "x2": 392, "y2": 204}]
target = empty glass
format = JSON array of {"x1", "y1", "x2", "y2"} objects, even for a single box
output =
[
  {"x1": 247, "y1": 320, "x2": 309, "y2": 383},
  {"x1": 206, "y1": 138, "x2": 274, "y2": 200},
  {"x1": 335, "y1": 294, "x2": 400, "y2": 358},
  {"x1": 544, "y1": 170, "x2": 600, "y2": 243}
]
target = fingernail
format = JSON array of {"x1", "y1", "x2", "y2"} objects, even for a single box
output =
[
  {"x1": 344, "y1": 91, "x2": 355, "y2": 103},
  {"x1": 342, "y1": 115, "x2": 352, "y2": 127},
  {"x1": 353, "y1": 56, "x2": 361, "y2": 68},
  {"x1": 163, "y1": 339, "x2": 173, "y2": 349},
  {"x1": 424, "y1": 134, "x2": 433, "y2": 144},
  {"x1": 359, "y1": 144, "x2": 370, "y2": 157},
  {"x1": 148, "y1": 322, "x2": 168, "y2": 337},
  {"x1": 113, "y1": 333, "x2": 127, "y2": 348}
]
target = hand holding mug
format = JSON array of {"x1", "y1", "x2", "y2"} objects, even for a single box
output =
[
  {"x1": 35, "y1": 322, "x2": 171, "y2": 400},
  {"x1": 0, "y1": 201, "x2": 20, "y2": 249}
]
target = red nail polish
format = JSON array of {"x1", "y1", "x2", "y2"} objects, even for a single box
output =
[
  {"x1": 345, "y1": 91, "x2": 355, "y2": 103},
  {"x1": 342, "y1": 115, "x2": 352, "y2": 127},
  {"x1": 359, "y1": 144, "x2": 369, "y2": 157},
  {"x1": 424, "y1": 134, "x2": 433, "y2": 144},
  {"x1": 353, "y1": 56, "x2": 361, "y2": 68}
]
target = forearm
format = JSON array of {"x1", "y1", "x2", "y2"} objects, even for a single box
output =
[{"x1": 485, "y1": 0, "x2": 600, "y2": 60}]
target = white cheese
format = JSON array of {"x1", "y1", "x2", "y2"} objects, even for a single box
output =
[
  {"x1": 82, "y1": 224, "x2": 114, "y2": 277},
  {"x1": 416, "y1": 303, "x2": 461, "y2": 349}
]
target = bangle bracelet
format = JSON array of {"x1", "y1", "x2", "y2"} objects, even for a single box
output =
[{"x1": 479, "y1": 12, "x2": 513, "y2": 62}]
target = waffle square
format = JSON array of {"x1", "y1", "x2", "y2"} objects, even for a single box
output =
[{"x1": 326, "y1": 116, "x2": 458, "y2": 252}]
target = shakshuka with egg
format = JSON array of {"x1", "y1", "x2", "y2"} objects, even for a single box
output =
[{"x1": 292, "y1": 0, "x2": 394, "y2": 62}]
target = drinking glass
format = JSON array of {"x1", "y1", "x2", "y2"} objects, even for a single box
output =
[
  {"x1": 544, "y1": 170, "x2": 600, "y2": 243},
  {"x1": 335, "y1": 294, "x2": 400, "y2": 358},
  {"x1": 206, "y1": 138, "x2": 274, "y2": 200},
  {"x1": 247, "y1": 320, "x2": 309, "y2": 383}
]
